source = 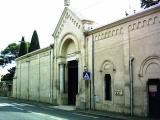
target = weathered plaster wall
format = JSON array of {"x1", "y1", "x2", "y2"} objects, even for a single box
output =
[
  {"x1": 86, "y1": 5, "x2": 160, "y2": 116},
  {"x1": 53, "y1": 7, "x2": 87, "y2": 107},
  {"x1": 129, "y1": 11, "x2": 160, "y2": 116},
  {"x1": 13, "y1": 47, "x2": 53, "y2": 103},
  {"x1": 12, "y1": 5, "x2": 160, "y2": 117}
]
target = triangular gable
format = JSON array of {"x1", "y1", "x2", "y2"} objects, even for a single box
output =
[{"x1": 52, "y1": 7, "x2": 83, "y2": 39}]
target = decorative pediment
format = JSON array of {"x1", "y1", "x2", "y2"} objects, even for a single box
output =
[{"x1": 53, "y1": 7, "x2": 83, "y2": 39}]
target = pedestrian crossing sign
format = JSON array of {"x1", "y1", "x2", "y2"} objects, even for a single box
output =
[{"x1": 83, "y1": 71, "x2": 90, "y2": 80}]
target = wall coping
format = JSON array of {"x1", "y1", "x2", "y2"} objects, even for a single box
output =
[
  {"x1": 85, "y1": 4, "x2": 160, "y2": 35},
  {"x1": 16, "y1": 45, "x2": 53, "y2": 61}
]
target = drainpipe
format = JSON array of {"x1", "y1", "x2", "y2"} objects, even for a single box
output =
[
  {"x1": 16, "y1": 63, "x2": 17, "y2": 98},
  {"x1": 27, "y1": 60, "x2": 30, "y2": 100},
  {"x1": 49, "y1": 47, "x2": 53, "y2": 103},
  {"x1": 20, "y1": 64, "x2": 21, "y2": 99},
  {"x1": 52, "y1": 52, "x2": 54, "y2": 104},
  {"x1": 49, "y1": 49, "x2": 51, "y2": 102},
  {"x1": 39, "y1": 55, "x2": 40, "y2": 102},
  {"x1": 129, "y1": 57, "x2": 134, "y2": 116},
  {"x1": 16, "y1": 72, "x2": 17, "y2": 98},
  {"x1": 92, "y1": 34, "x2": 95, "y2": 110}
]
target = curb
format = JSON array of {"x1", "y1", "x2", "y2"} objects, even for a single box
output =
[
  {"x1": 6, "y1": 97, "x2": 148, "y2": 120},
  {"x1": 76, "y1": 110, "x2": 128, "y2": 120},
  {"x1": 76, "y1": 110, "x2": 148, "y2": 120}
]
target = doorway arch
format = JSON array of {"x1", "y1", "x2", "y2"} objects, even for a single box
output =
[
  {"x1": 139, "y1": 56, "x2": 160, "y2": 118},
  {"x1": 58, "y1": 33, "x2": 80, "y2": 57},
  {"x1": 58, "y1": 33, "x2": 80, "y2": 105}
]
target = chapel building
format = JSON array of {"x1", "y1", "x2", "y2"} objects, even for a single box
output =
[{"x1": 13, "y1": 5, "x2": 160, "y2": 118}]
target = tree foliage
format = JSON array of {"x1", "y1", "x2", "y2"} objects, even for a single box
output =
[
  {"x1": 0, "y1": 43, "x2": 19, "y2": 65},
  {"x1": 18, "y1": 36, "x2": 27, "y2": 57},
  {"x1": 1, "y1": 67, "x2": 15, "y2": 81},
  {"x1": 28, "y1": 30, "x2": 40, "y2": 53},
  {"x1": 0, "y1": 57, "x2": 3, "y2": 65},
  {"x1": 0, "y1": 37, "x2": 30, "y2": 83},
  {"x1": 141, "y1": 0, "x2": 160, "y2": 8},
  {"x1": 1, "y1": 43, "x2": 19, "y2": 56}
]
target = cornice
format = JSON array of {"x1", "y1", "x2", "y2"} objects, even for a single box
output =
[
  {"x1": 52, "y1": 7, "x2": 68, "y2": 38},
  {"x1": 16, "y1": 46, "x2": 53, "y2": 61},
  {"x1": 86, "y1": 4, "x2": 160, "y2": 35}
]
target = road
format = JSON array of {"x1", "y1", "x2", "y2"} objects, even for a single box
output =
[{"x1": 0, "y1": 97, "x2": 118, "y2": 120}]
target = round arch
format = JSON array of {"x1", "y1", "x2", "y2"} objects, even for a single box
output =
[
  {"x1": 100, "y1": 60, "x2": 115, "y2": 73},
  {"x1": 58, "y1": 33, "x2": 80, "y2": 57},
  {"x1": 139, "y1": 56, "x2": 160, "y2": 77},
  {"x1": 139, "y1": 56, "x2": 160, "y2": 117},
  {"x1": 99, "y1": 59, "x2": 115, "y2": 104}
]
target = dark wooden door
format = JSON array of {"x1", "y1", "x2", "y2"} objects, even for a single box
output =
[
  {"x1": 68, "y1": 60, "x2": 78, "y2": 105},
  {"x1": 148, "y1": 79, "x2": 160, "y2": 118}
]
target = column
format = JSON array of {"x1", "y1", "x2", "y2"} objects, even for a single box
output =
[{"x1": 59, "y1": 64, "x2": 65, "y2": 93}]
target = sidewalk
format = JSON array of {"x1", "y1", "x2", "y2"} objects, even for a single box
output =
[
  {"x1": 8, "y1": 97, "x2": 158, "y2": 120},
  {"x1": 76, "y1": 109, "x2": 155, "y2": 120}
]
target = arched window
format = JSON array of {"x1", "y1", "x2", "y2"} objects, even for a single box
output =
[{"x1": 104, "y1": 74, "x2": 112, "y2": 100}]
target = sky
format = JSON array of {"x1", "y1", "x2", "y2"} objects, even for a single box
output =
[
  {"x1": 0, "y1": 0, "x2": 142, "y2": 51},
  {"x1": 0, "y1": 0, "x2": 143, "y2": 75}
]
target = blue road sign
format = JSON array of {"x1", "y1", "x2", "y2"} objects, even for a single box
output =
[{"x1": 83, "y1": 71, "x2": 90, "y2": 80}]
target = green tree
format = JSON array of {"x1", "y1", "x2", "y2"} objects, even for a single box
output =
[
  {"x1": 1, "y1": 43, "x2": 19, "y2": 57},
  {"x1": 18, "y1": 36, "x2": 27, "y2": 57},
  {"x1": 28, "y1": 30, "x2": 40, "y2": 53},
  {"x1": 141, "y1": 0, "x2": 160, "y2": 8},
  {"x1": 0, "y1": 56, "x2": 3, "y2": 65},
  {"x1": 0, "y1": 43, "x2": 19, "y2": 65},
  {"x1": 1, "y1": 67, "x2": 15, "y2": 81},
  {"x1": 26, "y1": 42, "x2": 30, "y2": 52}
]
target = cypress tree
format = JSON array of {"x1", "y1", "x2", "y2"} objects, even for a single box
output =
[
  {"x1": 28, "y1": 30, "x2": 40, "y2": 53},
  {"x1": 18, "y1": 36, "x2": 27, "y2": 57}
]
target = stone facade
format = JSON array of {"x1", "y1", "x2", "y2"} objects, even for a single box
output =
[
  {"x1": 13, "y1": 47, "x2": 53, "y2": 103},
  {"x1": 13, "y1": 5, "x2": 160, "y2": 117}
]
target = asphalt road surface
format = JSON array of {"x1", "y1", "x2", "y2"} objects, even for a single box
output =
[{"x1": 0, "y1": 97, "x2": 118, "y2": 120}]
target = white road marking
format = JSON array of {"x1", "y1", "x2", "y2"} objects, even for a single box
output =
[
  {"x1": 0, "y1": 103, "x2": 11, "y2": 107},
  {"x1": 51, "y1": 105, "x2": 75, "y2": 111},
  {"x1": 28, "y1": 111, "x2": 68, "y2": 120},
  {"x1": 39, "y1": 106, "x2": 52, "y2": 110},
  {"x1": 72, "y1": 113, "x2": 98, "y2": 119},
  {"x1": 29, "y1": 111, "x2": 46, "y2": 116},
  {"x1": 12, "y1": 106, "x2": 24, "y2": 111},
  {"x1": 11, "y1": 103, "x2": 34, "y2": 107},
  {"x1": 50, "y1": 116, "x2": 68, "y2": 120}
]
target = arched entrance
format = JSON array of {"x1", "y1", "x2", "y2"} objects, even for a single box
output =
[
  {"x1": 139, "y1": 56, "x2": 160, "y2": 118},
  {"x1": 58, "y1": 33, "x2": 80, "y2": 105}
]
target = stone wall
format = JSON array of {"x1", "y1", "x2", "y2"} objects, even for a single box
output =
[
  {"x1": 12, "y1": 5, "x2": 160, "y2": 117},
  {"x1": 86, "y1": 5, "x2": 160, "y2": 116},
  {"x1": 13, "y1": 47, "x2": 53, "y2": 103}
]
